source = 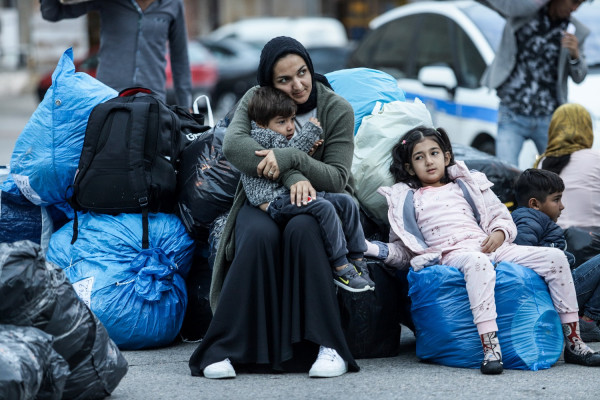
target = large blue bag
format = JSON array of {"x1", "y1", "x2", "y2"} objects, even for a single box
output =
[
  {"x1": 0, "y1": 190, "x2": 53, "y2": 251},
  {"x1": 7, "y1": 48, "x2": 116, "y2": 217},
  {"x1": 408, "y1": 262, "x2": 563, "y2": 370},
  {"x1": 326, "y1": 68, "x2": 406, "y2": 135},
  {"x1": 46, "y1": 212, "x2": 195, "y2": 350}
]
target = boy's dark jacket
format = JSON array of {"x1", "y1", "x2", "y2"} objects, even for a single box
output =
[{"x1": 511, "y1": 207, "x2": 576, "y2": 267}]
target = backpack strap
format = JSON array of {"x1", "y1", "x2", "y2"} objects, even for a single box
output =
[
  {"x1": 141, "y1": 207, "x2": 149, "y2": 249},
  {"x1": 457, "y1": 179, "x2": 481, "y2": 225}
]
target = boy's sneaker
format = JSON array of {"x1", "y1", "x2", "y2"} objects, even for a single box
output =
[
  {"x1": 309, "y1": 346, "x2": 348, "y2": 378},
  {"x1": 351, "y1": 259, "x2": 375, "y2": 288},
  {"x1": 333, "y1": 264, "x2": 371, "y2": 292}
]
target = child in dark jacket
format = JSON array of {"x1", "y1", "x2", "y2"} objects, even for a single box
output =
[{"x1": 513, "y1": 168, "x2": 600, "y2": 342}]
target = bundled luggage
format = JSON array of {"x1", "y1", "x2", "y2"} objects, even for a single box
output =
[
  {"x1": 0, "y1": 324, "x2": 70, "y2": 400},
  {"x1": 408, "y1": 262, "x2": 564, "y2": 371},
  {"x1": 338, "y1": 260, "x2": 412, "y2": 359},
  {"x1": 5, "y1": 48, "x2": 117, "y2": 217},
  {"x1": 326, "y1": 68, "x2": 406, "y2": 135},
  {"x1": 47, "y1": 212, "x2": 195, "y2": 350},
  {"x1": 69, "y1": 87, "x2": 209, "y2": 248},
  {"x1": 0, "y1": 241, "x2": 128, "y2": 399},
  {"x1": 177, "y1": 113, "x2": 240, "y2": 242}
]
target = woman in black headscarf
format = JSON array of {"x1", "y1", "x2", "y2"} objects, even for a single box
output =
[{"x1": 189, "y1": 36, "x2": 359, "y2": 378}]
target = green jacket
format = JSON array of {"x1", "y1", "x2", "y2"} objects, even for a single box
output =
[{"x1": 209, "y1": 82, "x2": 355, "y2": 310}]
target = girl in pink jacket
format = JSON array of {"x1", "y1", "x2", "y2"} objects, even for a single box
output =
[{"x1": 365, "y1": 126, "x2": 600, "y2": 374}]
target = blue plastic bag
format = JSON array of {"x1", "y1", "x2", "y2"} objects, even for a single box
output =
[
  {"x1": 408, "y1": 262, "x2": 563, "y2": 370},
  {"x1": 46, "y1": 212, "x2": 195, "y2": 350},
  {"x1": 7, "y1": 48, "x2": 117, "y2": 217},
  {"x1": 0, "y1": 190, "x2": 53, "y2": 252},
  {"x1": 326, "y1": 68, "x2": 406, "y2": 135}
]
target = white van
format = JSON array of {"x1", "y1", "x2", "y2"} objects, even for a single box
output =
[{"x1": 206, "y1": 17, "x2": 349, "y2": 50}]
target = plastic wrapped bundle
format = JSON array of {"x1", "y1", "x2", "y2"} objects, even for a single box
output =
[
  {"x1": 326, "y1": 68, "x2": 406, "y2": 135},
  {"x1": 6, "y1": 48, "x2": 116, "y2": 217},
  {"x1": 408, "y1": 262, "x2": 563, "y2": 370},
  {"x1": 0, "y1": 241, "x2": 128, "y2": 400},
  {"x1": 177, "y1": 120, "x2": 240, "y2": 242},
  {"x1": 47, "y1": 212, "x2": 195, "y2": 350},
  {"x1": 0, "y1": 190, "x2": 53, "y2": 252},
  {"x1": 0, "y1": 324, "x2": 70, "y2": 400}
]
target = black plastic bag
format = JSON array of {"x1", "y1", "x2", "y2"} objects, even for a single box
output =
[
  {"x1": 177, "y1": 117, "x2": 241, "y2": 242},
  {"x1": 0, "y1": 241, "x2": 128, "y2": 400},
  {"x1": 0, "y1": 324, "x2": 70, "y2": 400},
  {"x1": 565, "y1": 226, "x2": 600, "y2": 268},
  {"x1": 453, "y1": 144, "x2": 521, "y2": 210},
  {"x1": 338, "y1": 260, "x2": 410, "y2": 359}
]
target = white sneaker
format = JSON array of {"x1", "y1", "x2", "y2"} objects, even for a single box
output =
[
  {"x1": 308, "y1": 346, "x2": 348, "y2": 378},
  {"x1": 203, "y1": 358, "x2": 236, "y2": 379}
]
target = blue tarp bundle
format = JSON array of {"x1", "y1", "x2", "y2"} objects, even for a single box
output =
[
  {"x1": 5, "y1": 48, "x2": 116, "y2": 217},
  {"x1": 47, "y1": 212, "x2": 195, "y2": 350},
  {"x1": 326, "y1": 67, "x2": 406, "y2": 135},
  {"x1": 408, "y1": 262, "x2": 563, "y2": 370}
]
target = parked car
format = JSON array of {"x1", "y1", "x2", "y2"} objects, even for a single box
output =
[
  {"x1": 205, "y1": 17, "x2": 349, "y2": 50},
  {"x1": 347, "y1": 0, "x2": 600, "y2": 170},
  {"x1": 36, "y1": 41, "x2": 218, "y2": 106},
  {"x1": 197, "y1": 37, "x2": 260, "y2": 118}
]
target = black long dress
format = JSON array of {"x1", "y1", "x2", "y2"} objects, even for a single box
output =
[{"x1": 189, "y1": 202, "x2": 359, "y2": 374}]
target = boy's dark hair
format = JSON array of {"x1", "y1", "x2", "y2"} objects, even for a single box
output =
[
  {"x1": 389, "y1": 126, "x2": 455, "y2": 188},
  {"x1": 247, "y1": 86, "x2": 296, "y2": 127},
  {"x1": 514, "y1": 168, "x2": 565, "y2": 207}
]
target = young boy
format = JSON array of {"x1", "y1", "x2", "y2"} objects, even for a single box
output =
[
  {"x1": 241, "y1": 86, "x2": 374, "y2": 292},
  {"x1": 513, "y1": 168, "x2": 600, "y2": 342}
]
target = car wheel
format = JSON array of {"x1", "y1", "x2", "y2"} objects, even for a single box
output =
[{"x1": 473, "y1": 137, "x2": 496, "y2": 156}]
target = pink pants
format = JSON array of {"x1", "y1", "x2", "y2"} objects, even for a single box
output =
[{"x1": 442, "y1": 243, "x2": 579, "y2": 335}]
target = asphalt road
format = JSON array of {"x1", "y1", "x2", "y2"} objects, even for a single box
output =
[{"x1": 112, "y1": 327, "x2": 600, "y2": 400}]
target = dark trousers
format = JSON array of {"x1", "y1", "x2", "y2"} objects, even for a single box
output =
[{"x1": 267, "y1": 192, "x2": 367, "y2": 268}]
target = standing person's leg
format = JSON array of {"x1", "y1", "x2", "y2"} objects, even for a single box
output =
[
  {"x1": 280, "y1": 214, "x2": 359, "y2": 377},
  {"x1": 494, "y1": 244, "x2": 600, "y2": 366},
  {"x1": 442, "y1": 251, "x2": 502, "y2": 374},
  {"x1": 323, "y1": 192, "x2": 374, "y2": 286},
  {"x1": 572, "y1": 254, "x2": 600, "y2": 341},
  {"x1": 189, "y1": 203, "x2": 283, "y2": 378},
  {"x1": 496, "y1": 104, "x2": 528, "y2": 168},
  {"x1": 531, "y1": 113, "x2": 552, "y2": 156}
]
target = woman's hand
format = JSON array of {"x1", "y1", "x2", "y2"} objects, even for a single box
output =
[
  {"x1": 255, "y1": 149, "x2": 279, "y2": 180},
  {"x1": 290, "y1": 180, "x2": 316, "y2": 207},
  {"x1": 481, "y1": 231, "x2": 505, "y2": 254}
]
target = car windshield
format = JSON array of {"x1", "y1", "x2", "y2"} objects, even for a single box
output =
[
  {"x1": 461, "y1": 3, "x2": 505, "y2": 52},
  {"x1": 573, "y1": 3, "x2": 600, "y2": 67}
]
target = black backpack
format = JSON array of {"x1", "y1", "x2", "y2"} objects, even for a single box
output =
[{"x1": 69, "y1": 87, "x2": 209, "y2": 248}]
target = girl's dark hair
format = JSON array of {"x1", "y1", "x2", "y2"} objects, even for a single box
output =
[
  {"x1": 389, "y1": 126, "x2": 455, "y2": 188},
  {"x1": 539, "y1": 154, "x2": 571, "y2": 175},
  {"x1": 247, "y1": 86, "x2": 297, "y2": 127}
]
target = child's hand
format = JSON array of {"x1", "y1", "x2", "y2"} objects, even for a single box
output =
[
  {"x1": 308, "y1": 117, "x2": 321, "y2": 128},
  {"x1": 308, "y1": 139, "x2": 324, "y2": 156},
  {"x1": 481, "y1": 231, "x2": 505, "y2": 253}
]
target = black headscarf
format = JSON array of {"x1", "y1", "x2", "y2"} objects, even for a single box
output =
[{"x1": 257, "y1": 36, "x2": 333, "y2": 115}]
